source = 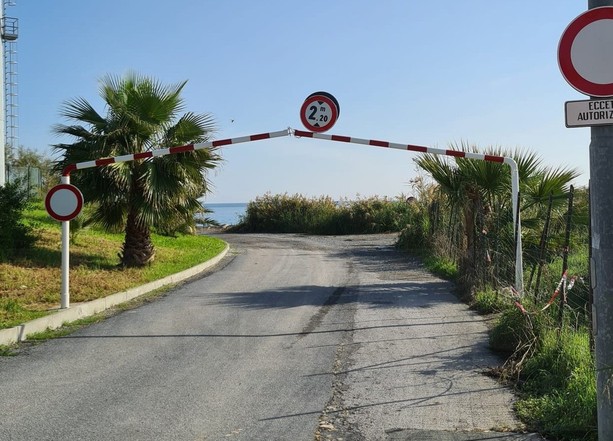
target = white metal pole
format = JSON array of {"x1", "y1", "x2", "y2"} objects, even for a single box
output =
[
  {"x1": 60, "y1": 175, "x2": 70, "y2": 309},
  {"x1": 504, "y1": 157, "x2": 524, "y2": 293},
  {"x1": 292, "y1": 128, "x2": 524, "y2": 291}
]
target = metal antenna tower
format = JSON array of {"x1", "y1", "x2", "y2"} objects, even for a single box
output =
[
  {"x1": 3, "y1": 3, "x2": 17, "y2": 153},
  {"x1": 0, "y1": 0, "x2": 17, "y2": 186}
]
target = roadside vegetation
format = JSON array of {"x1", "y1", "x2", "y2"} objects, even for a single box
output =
[
  {"x1": 234, "y1": 193, "x2": 413, "y2": 234},
  {"x1": 53, "y1": 72, "x2": 220, "y2": 267},
  {"x1": 0, "y1": 201, "x2": 226, "y2": 330},
  {"x1": 396, "y1": 147, "x2": 595, "y2": 441},
  {"x1": 1, "y1": 73, "x2": 225, "y2": 332}
]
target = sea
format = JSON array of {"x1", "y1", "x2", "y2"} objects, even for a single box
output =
[{"x1": 202, "y1": 202, "x2": 248, "y2": 226}]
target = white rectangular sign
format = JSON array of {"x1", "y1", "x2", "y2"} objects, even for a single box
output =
[{"x1": 565, "y1": 99, "x2": 613, "y2": 128}]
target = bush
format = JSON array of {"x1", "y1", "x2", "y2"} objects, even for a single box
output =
[
  {"x1": 516, "y1": 328, "x2": 597, "y2": 441},
  {"x1": 0, "y1": 182, "x2": 36, "y2": 261},
  {"x1": 471, "y1": 287, "x2": 508, "y2": 314},
  {"x1": 396, "y1": 216, "x2": 429, "y2": 250},
  {"x1": 236, "y1": 193, "x2": 414, "y2": 235},
  {"x1": 488, "y1": 304, "x2": 596, "y2": 440},
  {"x1": 489, "y1": 306, "x2": 545, "y2": 354}
]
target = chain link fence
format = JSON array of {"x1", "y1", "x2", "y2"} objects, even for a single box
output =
[{"x1": 5, "y1": 165, "x2": 43, "y2": 197}]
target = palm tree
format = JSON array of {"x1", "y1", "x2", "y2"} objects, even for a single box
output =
[
  {"x1": 415, "y1": 143, "x2": 578, "y2": 289},
  {"x1": 53, "y1": 73, "x2": 220, "y2": 267}
]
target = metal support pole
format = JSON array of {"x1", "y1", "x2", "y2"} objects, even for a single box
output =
[
  {"x1": 60, "y1": 175, "x2": 70, "y2": 309},
  {"x1": 505, "y1": 158, "x2": 524, "y2": 294},
  {"x1": 587, "y1": 1, "x2": 613, "y2": 437},
  {"x1": 589, "y1": 3, "x2": 613, "y2": 439},
  {"x1": 590, "y1": 118, "x2": 613, "y2": 439}
]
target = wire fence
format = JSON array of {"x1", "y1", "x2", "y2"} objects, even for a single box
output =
[
  {"x1": 412, "y1": 184, "x2": 591, "y2": 334},
  {"x1": 5, "y1": 165, "x2": 43, "y2": 197}
]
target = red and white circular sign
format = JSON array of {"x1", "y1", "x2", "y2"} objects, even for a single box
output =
[
  {"x1": 558, "y1": 7, "x2": 613, "y2": 97},
  {"x1": 300, "y1": 92, "x2": 339, "y2": 132},
  {"x1": 45, "y1": 184, "x2": 84, "y2": 222}
]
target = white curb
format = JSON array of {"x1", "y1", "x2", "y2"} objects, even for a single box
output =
[{"x1": 0, "y1": 243, "x2": 229, "y2": 347}]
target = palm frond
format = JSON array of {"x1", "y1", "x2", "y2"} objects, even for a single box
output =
[
  {"x1": 53, "y1": 71, "x2": 221, "y2": 254},
  {"x1": 522, "y1": 166, "x2": 579, "y2": 211},
  {"x1": 59, "y1": 98, "x2": 107, "y2": 131}
]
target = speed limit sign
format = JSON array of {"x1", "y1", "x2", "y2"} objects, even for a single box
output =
[{"x1": 300, "y1": 91, "x2": 340, "y2": 133}]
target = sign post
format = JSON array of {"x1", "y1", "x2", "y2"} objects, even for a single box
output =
[
  {"x1": 45, "y1": 179, "x2": 83, "y2": 309},
  {"x1": 559, "y1": 3, "x2": 613, "y2": 438}
]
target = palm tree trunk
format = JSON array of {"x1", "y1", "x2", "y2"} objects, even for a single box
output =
[{"x1": 120, "y1": 209, "x2": 155, "y2": 267}]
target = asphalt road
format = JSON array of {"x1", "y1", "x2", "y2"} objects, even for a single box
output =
[{"x1": 0, "y1": 234, "x2": 542, "y2": 441}]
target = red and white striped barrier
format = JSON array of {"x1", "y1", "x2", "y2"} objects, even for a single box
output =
[
  {"x1": 55, "y1": 127, "x2": 524, "y2": 308},
  {"x1": 62, "y1": 129, "x2": 291, "y2": 176},
  {"x1": 293, "y1": 129, "x2": 508, "y2": 164},
  {"x1": 292, "y1": 128, "x2": 523, "y2": 293},
  {"x1": 57, "y1": 129, "x2": 291, "y2": 308}
]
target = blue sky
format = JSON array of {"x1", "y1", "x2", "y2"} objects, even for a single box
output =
[{"x1": 12, "y1": 1, "x2": 590, "y2": 203}]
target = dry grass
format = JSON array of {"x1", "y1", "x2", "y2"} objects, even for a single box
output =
[{"x1": 0, "y1": 219, "x2": 226, "y2": 328}]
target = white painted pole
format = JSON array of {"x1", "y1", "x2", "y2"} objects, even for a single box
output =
[
  {"x1": 60, "y1": 175, "x2": 70, "y2": 309},
  {"x1": 292, "y1": 128, "x2": 524, "y2": 291},
  {"x1": 504, "y1": 157, "x2": 524, "y2": 293}
]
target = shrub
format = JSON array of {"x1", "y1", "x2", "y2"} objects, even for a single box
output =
[
  {"x1": 0, "y1": 182, "x2": 36, "y2": 261},
  {"x1": 472, "y1": 287, "x2": 507, "y2": 314},
  {"x1": 396, "y1": 216, "x2": 429, "y2": 250},
  {"x1": 516, "y1": 328, "x2": 597, "y2": 441},
  {"x1": 489, "y1": 306, "x2": 545, "y2": 354},
  {"x1": 236, "y1": 193, "x2": 413, "y2": 235}
]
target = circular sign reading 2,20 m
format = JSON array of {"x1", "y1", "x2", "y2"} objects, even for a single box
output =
[{"x1": 300, "y1": 91, "x2": 340, "y2": 133}]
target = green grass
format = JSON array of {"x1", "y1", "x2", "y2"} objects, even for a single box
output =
[
  {"x1": 471, "y1": 287, "x2": 508, "y2": 314},
  {"x1": 0, "y1": 298, "x2": 49, "y2": 328},
  {"x1": 0, "y1": 204, "x2": 227, "y2": 330},
  {"x1": 422, "y1": 254, "x2": 458, "y2": 280},
  {"x1": 516, "y1": 328, "x2": 597, "y2": 441},
  {"x1": 485, "y1": 297, "x2": 596, "y2": 441},
  {"x1": 0, "y1": 344, "x2": 18, "y2": 356}
]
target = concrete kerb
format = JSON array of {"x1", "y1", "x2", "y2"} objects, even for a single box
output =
[{"x1": 0, "y1": 243, "x2": 230, "y2": 347}]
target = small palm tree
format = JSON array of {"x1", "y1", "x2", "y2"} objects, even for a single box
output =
[
  {"x1": 54, "y1": 73, "x2": 220, "y2": 267},
  {"x1": 415, "y1": 143, "x2": 578, "y2": 288}
]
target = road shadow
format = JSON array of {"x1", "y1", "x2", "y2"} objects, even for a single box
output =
[{"x1": 214, "y1": 280, "x2": 455, "y2": 310}]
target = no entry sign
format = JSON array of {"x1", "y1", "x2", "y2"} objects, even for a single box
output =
[
  {"x1": 558, "y1": 7, "x2": 613, "y2": 97},
  {"x1": 45, "y1": 184, "x2": 83, "y2": 221}
]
